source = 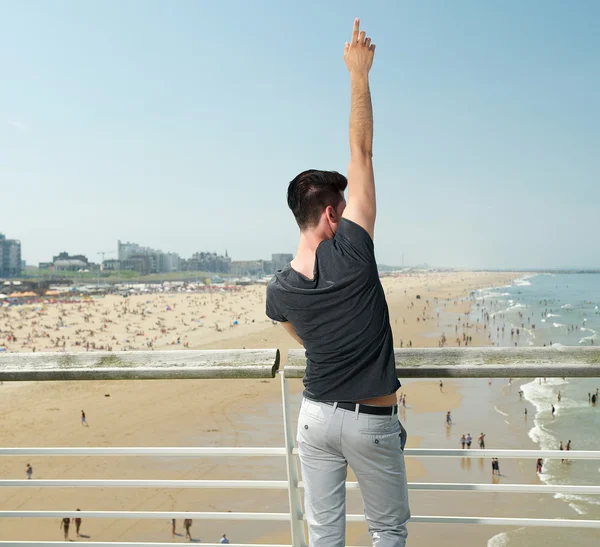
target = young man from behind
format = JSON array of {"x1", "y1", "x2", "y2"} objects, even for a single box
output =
[{"x1": 266, "y1": 18, "x2": 409, "y2": 547}]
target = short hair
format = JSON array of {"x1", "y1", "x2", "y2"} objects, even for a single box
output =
[{"x1": 287, "y1": 170, "x2": 347, "y2": 230}]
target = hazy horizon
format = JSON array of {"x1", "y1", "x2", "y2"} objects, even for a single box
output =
[{"x1": 2, "y1": 1, "x2": 598, "y2": 270}]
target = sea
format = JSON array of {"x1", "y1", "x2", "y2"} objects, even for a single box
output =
[{"x1": 476, "y1": 273, "x2": 600, "y2": 546}]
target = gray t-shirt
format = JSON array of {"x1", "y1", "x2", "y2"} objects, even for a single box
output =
[{"x1": 266, "y1": 218, "x2": 399, "y2": 401}]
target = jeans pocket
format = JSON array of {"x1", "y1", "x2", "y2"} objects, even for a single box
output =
[
  {"x1": 300, "y1": 401, "x2": 326, "y2": 424},
  {"x1": 297, "y1": 406, "x2": 327, "y2": 444},
  {"x1": 360, "y1": 420, "x2": 402, "y2": 448}
]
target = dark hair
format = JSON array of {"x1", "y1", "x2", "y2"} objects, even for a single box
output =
[{"x1": 287, "y1": 170, "x2": 347, "y2": 230}]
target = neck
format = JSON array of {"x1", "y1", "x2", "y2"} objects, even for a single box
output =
[{"x1": 296, "y1": 229, "x2": 326, "y2": 256}]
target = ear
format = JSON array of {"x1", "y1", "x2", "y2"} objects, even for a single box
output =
[{"x1": 325, "y1": 205, "x2": 337, "y2": 222}]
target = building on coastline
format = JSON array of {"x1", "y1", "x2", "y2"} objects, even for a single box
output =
[
  {"x1": 182, "y1": 251, "x2": 231, "y2": 274},
  {"x1": 48, "y1": 252, "x2": 90, "y2": 272},
  {"x1": 102, "y1": 259, "x2": 120, "y2": 272},
  {"x1": 230, "y1": 260, "x2": 269, "y2": 277},
  {"x1": 117, "y1": 240, "x2": 181, "y2": 274},
  {"x1": 0, "y1": 233, "x2": 22, "y2": 278}
]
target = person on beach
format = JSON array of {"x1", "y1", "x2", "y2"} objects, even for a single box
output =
[
  {"x1": 439, "y1": 380, "x2": 443, "y2": 392},
  {"x1": 478, "y1": 432, "x2": 486, "y2": 449},
  {"x1": 557, "y1": 391, "x2": 561, "y2": 402},
  {"x1": 220, "y1": 533, "x2": 230, "y2": 544},
  {"x1": 60, "y1": 517, "x2": 71, "y2": 541},
  {"x1": 491, "y1": 458, "x2": 500, "y2": 476},
  {"x1": 466, "y1": 433, "x2": 472, "y2": 448},
  {"x1": 81, "y1": 409, "x2": 88, "y2": 426},
  {"x1": 460, "y1": 434, "x2": 466, "y2": 449},
  {"x1": 183, "y1": 518, "x2": 193, "y2": 541},
  {"x1": 74, "y1": 509, "x2": 82, "y2": 537},
  {"x1": 171, "y1": 518, "x2": 176, "y2": 537},
  {"x1": 559, "y1": 441, "x2": 564, "y2": 463},
  {"x1": 536, "y1": 458, "x2": 543, "y2": 474},
  {"x1": 446, "y1": 411, "x2": 452, "y2": 425},
  {"x1": 551, "y1": 404, "x2": 555, "y2": 416},
  {"x1": 26, "y1": 463, "x2": 32, "y2": 479},
  {"x1": 265, "y1": 19, "x2": 409, "y2": 547}
]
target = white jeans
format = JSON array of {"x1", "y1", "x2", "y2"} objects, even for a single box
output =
[{"x1": 297, "y1": 398, "x2": 410, "y2": 547}]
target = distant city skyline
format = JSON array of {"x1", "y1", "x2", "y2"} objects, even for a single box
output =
[{"x1": 1, "y1": 1, "x2": 599, "y2": 269}]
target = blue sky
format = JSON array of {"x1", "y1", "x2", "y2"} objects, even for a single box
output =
[{"x1": 1, "y1": 0, "x2": 598, "y2": 269}]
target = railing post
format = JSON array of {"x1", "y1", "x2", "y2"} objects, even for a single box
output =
[{"x1": 280, "y1": 370, "x2": 307, "y2": 547}]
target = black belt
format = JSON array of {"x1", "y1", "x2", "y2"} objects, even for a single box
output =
[{"x1": 321, "y1": 401, "x2": 398, "y2": 416}]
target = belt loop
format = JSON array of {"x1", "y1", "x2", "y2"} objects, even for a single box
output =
[
  {"x1": 333, "y1": 402, "x2": 338, "y2": 414},
  {"x1": 390, "y1": 405, "x2": 394, "y2": 420},
  {"x1": 355, "y1": 403, "x2": 360, "y2": 420}
]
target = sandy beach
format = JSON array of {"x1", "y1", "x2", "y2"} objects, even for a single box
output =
[{"x1": 3, "y1": 270, "x2": 583, "y2": 546}]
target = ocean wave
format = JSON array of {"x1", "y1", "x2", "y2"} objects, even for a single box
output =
[
  {"x1": 555, "y1": 492, "x2": 600, "y2": 509},
  {"x1": 520, "y1": 378, "x2": 568, "y2": 448},
  {"x1": 553, "y1": 322, "x2": 565, "y2": 328},
  {"x1": 568, "y1": 503, "x2": 588, "y2": 515},
  {"x1": 547, "y1": 313, "x2": 561, "y2": 317},
  {"x1": 487, "y1": 532, "x2": 508, "y2": 547},
  {"x1": 494, "y1": 302, "x2": 526, "y2": 315},
  {"x1": 561, "y1": 304, "x2": 573, "y2": 309},
  {"x1": 494, "y1": 405, "x2": 509, "y2": 417},
  {"x1": 579, "y1": 328, "x2": 597, "y2": 344},
  {"x1": 514, "y1": 274, "x2": 538, "y2": 286}
]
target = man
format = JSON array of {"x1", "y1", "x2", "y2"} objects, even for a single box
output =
[
  {"x1": 74, "y1": 509, "x2": 82, "y2": 537},
  {"x1": 183, "y1": 518, "x2": 193, "y2": 542},
  {"x1": 266, "y1": 18, "x2": 409, "y2": 547},
  {"x1": 60, "y1": 517, "x2": 71, "y2": 541},
  {"x1": 478, "y1": 432, "x2": 486, "y2": 449},
  {"x1": 220, "y1": 533, "x2": 230, "y2": 544}
]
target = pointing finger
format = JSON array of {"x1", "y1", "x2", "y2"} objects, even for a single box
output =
[{"x1": 352, "y1": 18, "x2": 359, "y2": 42}]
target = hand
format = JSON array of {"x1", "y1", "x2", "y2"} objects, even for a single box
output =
[
  {"x1": 399, "y1": 421, "x2": 408, "y2": 451},
  {"x1": 344, "y1": 18, "x2": 375, "y2": 75}
]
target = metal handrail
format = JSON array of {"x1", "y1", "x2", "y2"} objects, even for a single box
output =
[
  {"x1": 1, "y1": 447, "x2": 597, "y2": 459},
  {"x1": 3, "y1": 479, "x2": 600, "y2": 495},
  {"x1": 2, "y1": 347, "x2": 600, "y2": 546}
]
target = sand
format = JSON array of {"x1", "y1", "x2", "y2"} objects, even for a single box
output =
[{"x1": 1, "y1": 270, "x2": 557, "y2": 545}]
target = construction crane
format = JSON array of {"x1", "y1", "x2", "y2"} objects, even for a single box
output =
[{"x1": 97, "y1": 251, "x2": 114, "y2": 272}]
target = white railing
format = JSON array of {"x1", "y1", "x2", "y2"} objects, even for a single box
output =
[{"x1": 1, "y1": 347, "x2": 600, "y2": 546}]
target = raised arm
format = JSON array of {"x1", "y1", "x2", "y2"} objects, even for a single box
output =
[{"x1": 342, "y1": 18, "x2": 376, "y2": 239}]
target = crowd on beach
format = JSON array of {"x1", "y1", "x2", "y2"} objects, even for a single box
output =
[{"x1": 0, "y1": 287, "x2": 268, "y2": 354}]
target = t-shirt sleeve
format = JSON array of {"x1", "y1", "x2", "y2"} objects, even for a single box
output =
[
  {"x1": 333, "y1": 218, "x2": 376, "y2": 263},
  {"x1": 265, "y1": 279, "x2": 288, "y2": 322}
]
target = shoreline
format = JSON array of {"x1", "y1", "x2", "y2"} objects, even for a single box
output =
[{"x1": 1, "y1": 271, "x2": 546, "y2": 545}]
